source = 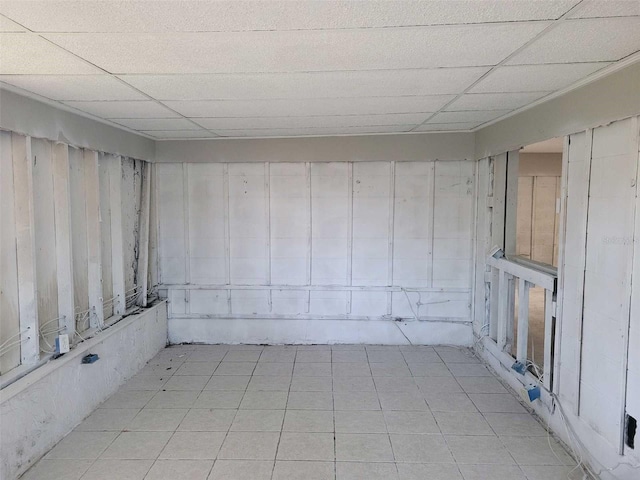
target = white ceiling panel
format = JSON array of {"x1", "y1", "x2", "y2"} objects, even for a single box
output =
[
  {"x1": 427, "y1": 110, "x2": 511, "y2": 124},
  {"x1": 569, "y1": 0, "x2": 640, "y2": 19},
  {"x1": 44, "y1": 23, "x2": 549, "y2": 74},
  {"x1": 414, "y1": 122, "x2": 480, "y2": 131},
  {"x1": 469, "y1": 63, "x2": 610, "y2": 93},
  {"x1": 0, "y1": 1, "x2": 577, "y2": 32},
  {"x1": 164, "y1": 95, "x2": 455, "y2": 118},
  {"x1": 0, "y1": 75, "x2": 148, "y2": 101},
  {"x1": 141, "y1": 130, "x2": 218, "y2": 139},
  {"x1": 0, "y1": 15, "x2": 24, "y2": 31},
  {"x1": 63, "y1": 101, "x2": 180, "y2": 119},
  {"x1": 121, "y1": 68, "x2": 490, "y2": 101},
  {"x1": 211, "y1": 125, "x2": 415, "y2": 137},
  {"x1": 446, "y1": 92, "x2": 552, "y2": 111},
  {"x1": 111, "y1": 118, "x2": 201, "y2": 131},
  {"x1": 0, "y1": 33, "x2": 100, "y2": 74},
  {"x1": 194, "y1": 113, "x2": 429, "y2": 130},
  {"x1": 508, "y1": 17, "x2": 640, "y2": 65}
]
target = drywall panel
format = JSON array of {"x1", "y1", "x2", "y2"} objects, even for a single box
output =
[
  {"x1": 31, "y1": 138, "x2": 59, "y2": 351},
  {"x1": 0, "y1": 88, "x2": 154, "y2": 161},
  {"x1": 475, "y1": 60, "x2": 640, "y2": 159},
  {"x1": 98, "y1": 154, "x2": 114, "y2": 319},
  {"x1": 531, "y1": 176, "x2": 559, "y2": 265},
  {"x1": 156, "y1": 132, "x2": 475, "y2": 164},
  {"x1": 0, "y1": 302, "x2": 167, "y2": 480},
  {"x1": 68, "y1": 147, "x2": 89, "y2": 327},
  {"x1": 121, "y1": 157, "x2": 142, "y2": 296},
  {"x1": 0, "y1": 130, "x2": 21, "y2": 374},
  {"x1": 579, "y1": 118, "x2": 638, "y2": 449},
  {"x1": 516, "y1": 176, "x2": 534, "y2": 258},
  {"x1": 160, "y1": 159, "x2": 474, "y2": 343}
]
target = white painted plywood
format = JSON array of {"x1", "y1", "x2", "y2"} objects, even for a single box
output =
[
  {"x1": 157, "y1": 163, "x2": 187, "y2": 284},
  {"x1": 98, "y1": 154, "x2": 113, "y2": 319},
  {"x1": 121, "y1": 158, "x2": 142, "y2": 295},
  {"x1": 68, "y1": 147, "x2": 89, "y2": 322}
]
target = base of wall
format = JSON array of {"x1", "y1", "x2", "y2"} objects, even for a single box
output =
[
  {"x1": 0, "y1": 301, "x2": 168, "y2": 480},
  {"x1": 168, "y1": 318, "x2": 473, "y2": 346}
]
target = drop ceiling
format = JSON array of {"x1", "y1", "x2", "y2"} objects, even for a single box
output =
[{"x1": 0, "y1": 0, "x2": 639, "y2": 140}]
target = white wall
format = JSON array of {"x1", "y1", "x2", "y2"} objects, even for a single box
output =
[
  {"x1": 0, "y1": 302, "x2": 168, "y2": 480},
  {"x1": 157, "y1": 159, "x2": 475, "y2": 345}
]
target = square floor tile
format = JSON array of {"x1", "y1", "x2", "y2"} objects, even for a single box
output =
[
  {"x1": 79, "y1": 459, "x2": 153, "y2": 480},
  {"x1": 253, "y1": 363, "x2": 294, "y2": 376},
  {"x1": 335, "y1": 433, "x2": 394, "y2": 462},
  {"x1": 332, "y1": 362, "x2": 372, "y2": 377},
  {"x1": 456, "y1": 376, "x2": 508, "y2": 393},
  {"x1": 378, "y1": 391, "x2": 429, "y2": 411},
  {"x1": 178, "y1": 409, "x2": 236, "y2": 431},
  {"x1": 334, "y1": 391, "x2": 380, "y2": 410},
  {"x1": 446, "y1": 435, "x2": 515, "y2": 464},
  {"x1": 122, "y1": 375, "x2": 170, "y2": 391},
  {"x1": 519, "y1": 465, "x2": 584, "y2": 480},
  {"x1": 294, "y1": 362, "x2": 332, "y2": 376},
  {"x1": 144, "y1": 459, "x2": 213, "y2": 480},
  {"x1": 208, "y1": 459, "x2": 273, "y2": 480},
  {"x1": 127, "y1": 409, "x2": 188, "y2": 431},
  {"x1": 291, "y1": 376, "x2": 333, "y2": 392},
  {"x1": 283, "y1": 410, "x2": 334, "y2": 432},
  {"x1": 214, "y1": 362, "x2": 256, "y2": 376},
  {"x1": 218, "y1": 432, "x2": 280, "y2": 460},
  {"x1": 45, "y1": 431, "x2": 118, "y2": 459},
  {"x1": 188, "y1": 351, "x2": 226, "y2": 362},
  {"x1": 436, "y1": 348, "x2": 480, "y2": 364},
  {"x1": 100, "y1": 390, "x2": 155, "y2": 409},
  {"x1": 373, "y1": 376, "x2": 419, "y2": 392},
  {"x1": 239, "y1": 391, "x2": 288, "y2": 410},
  {"x1": 447, "y1": 364, "x2": 492, "y2": 377},
  {"x1": 408, "y1": 363, "x2": 453, "y2": 377},
  {"x1": 367, "y1": 350, "x2": 405, "y2": 363},
  {"x1": 75, "y1": 408, "x2": 139, "y2": 431},
  {"x1": 101, "y1": 432, "x2": 172, "y2": 459},
  {"x1": 425, "y1": 393, "x2": 478, "y2": 412},
  {"x1": 273, "y1": 460, "x2": 335, "y2": 480},
  {"x1": 469, "y1": 394, "x2": 527, "y2": 413},
  {"x1": 402, "y1": 351, "x2": 442, "y2": 364},
  {"x1": 484, "y1": 413, "x2": 548, "y2": 436},
  {"x1": 336, "y1": 461, "x2": 398, "y2": 479},
  {"x1": 174, "y1": 362, "x2": 218, "y2": 376},
  {"x1": 415, "y1": 376, "x2": 463, "y2": 394},
  {"x1": 383, "y1": 411, "x2": 439, "y2": 434},
  {"x1": 369, "y1": 363, "x2": 412, "y2": 377},
  {"x1": 335, "y1": 410, "x2": 387, "y2": 433},
  {"x1": 332, "y1": 350, "x2": 368, "y2": 363},
  {"x1": 204, "y1": 376, "x2": 250, "y2": 391},
  {"x1": 194, "y1": 391, "x2": 244, "y2": 409},
  {"x1": 296, "y1": 350, "x2": 331, "y2": 362},
  {"x1": 333, "y1": 376, "x2": 376, "y2": 392},
  {"x1": 390, "y1": 434, "x2": 454, "y2": 463},
  {"x1": 147, "y1": 391, "x2": 199, "y2": 409},
  {"x1": 230, "y1": 409, "x2": 285, "y2": 432},
  {"x1": 502, "y1": 436, "x2": 575, "y2": 466},
  {"x1": 259, "y1": 347, "x2": 297, "y2": 363},
  {"x1": 396, "y1": 463, "x2": 462, "y2": 480},
  {"x1": 433, "y1": 412, "x2": 494, "y2": 435},
  {"x1": 287, "y1": 391, "x2": 333, "y2": 410},
  {"x1": 159, "y1": 431, "x2": 225, "y2": 459},
  {"x1": 224, "y1": 351, "x2": 262, "y2": 362},
  {"x1": 277, "y1": 432, "x2": 335, "y2": 460},
  {"x1": 458, "y1": 464, "x2": 525, "y2": 480},
  {"x1": 247, "y1": 375, "x2": 291, "y2": 391},
  {"x1": 21, "y1": 460, "x2": 92, "y2": 480}
]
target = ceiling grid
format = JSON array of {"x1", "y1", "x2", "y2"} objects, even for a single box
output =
[{"x1": 0, "y1": 0, "x2": 638, "y2": 139}]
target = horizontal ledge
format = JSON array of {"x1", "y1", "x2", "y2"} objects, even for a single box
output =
[
  {"x1": 486, "y1": 256, "x2": 556, "y2": 291},
  {"x1": 169, "y1": 314, "x2": 470, "y2": 324},
  {"x1": 161, "y1": 284, "x2": 470, "y2": 293}
]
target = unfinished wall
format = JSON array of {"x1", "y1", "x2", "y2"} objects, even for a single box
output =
[{"x1": 157, "y1": 159, "x2": 475, "y2": 345}]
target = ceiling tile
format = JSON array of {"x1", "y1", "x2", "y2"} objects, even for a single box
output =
[
  {"x1": 413, "y1": 122, "x2": 480, "y2": 131},
  {"x1": 0, "y1": 75, "x2": 148, "y2": 101},
  {"x1": 142, "y1": 130, "x2": 217, "y2": 139},
  {"x1": 0, "y1": 33, "x2": 100, "y2": 74},
  {"x1": 0, "y1": 15, "x2": 24, "y2": 31},
  {"x1": 427, "y1": 110, "x2": 511, "y2": 124},
  {"x1": 568, "y1": 0, "x2": 640, "y2": 19},
  {"x1": 469, "y1": 63, "x2": 610, "y2": 93},
  {"x1": 44, "y1": 23, "x2": 548, "y2": 74},
  {"x1": 0, "y1": 1, "x2": 577, "y2": 32},
  {"x1": 111, "y1": 118, "x2": 201, "y2": 130},
  {"x1": 63, "y1": 101, "x2": 180, "y2": 119},
  {"x1": 164, "y1": 95, "x2": 454, "y2": 118},
  {"x1": 212, "y1": 125, "x2": 414, "y2": 137},
  {"x1": 193, "y1": 113, "x2": 429, "y2": 130},
  {"x1": 507, "y1": 17, "x2": 640, "y2": 65},
  {"x1": 445, "y1": 92, "x2": 551, "y2": 111},
  {"x1": 121, "y1": 68, "x2": 489, "y2": 100}
]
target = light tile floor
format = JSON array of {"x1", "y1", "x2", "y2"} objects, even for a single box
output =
[{"x1": 21, "y1": 345, "x2": 581, "y2": 480}]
